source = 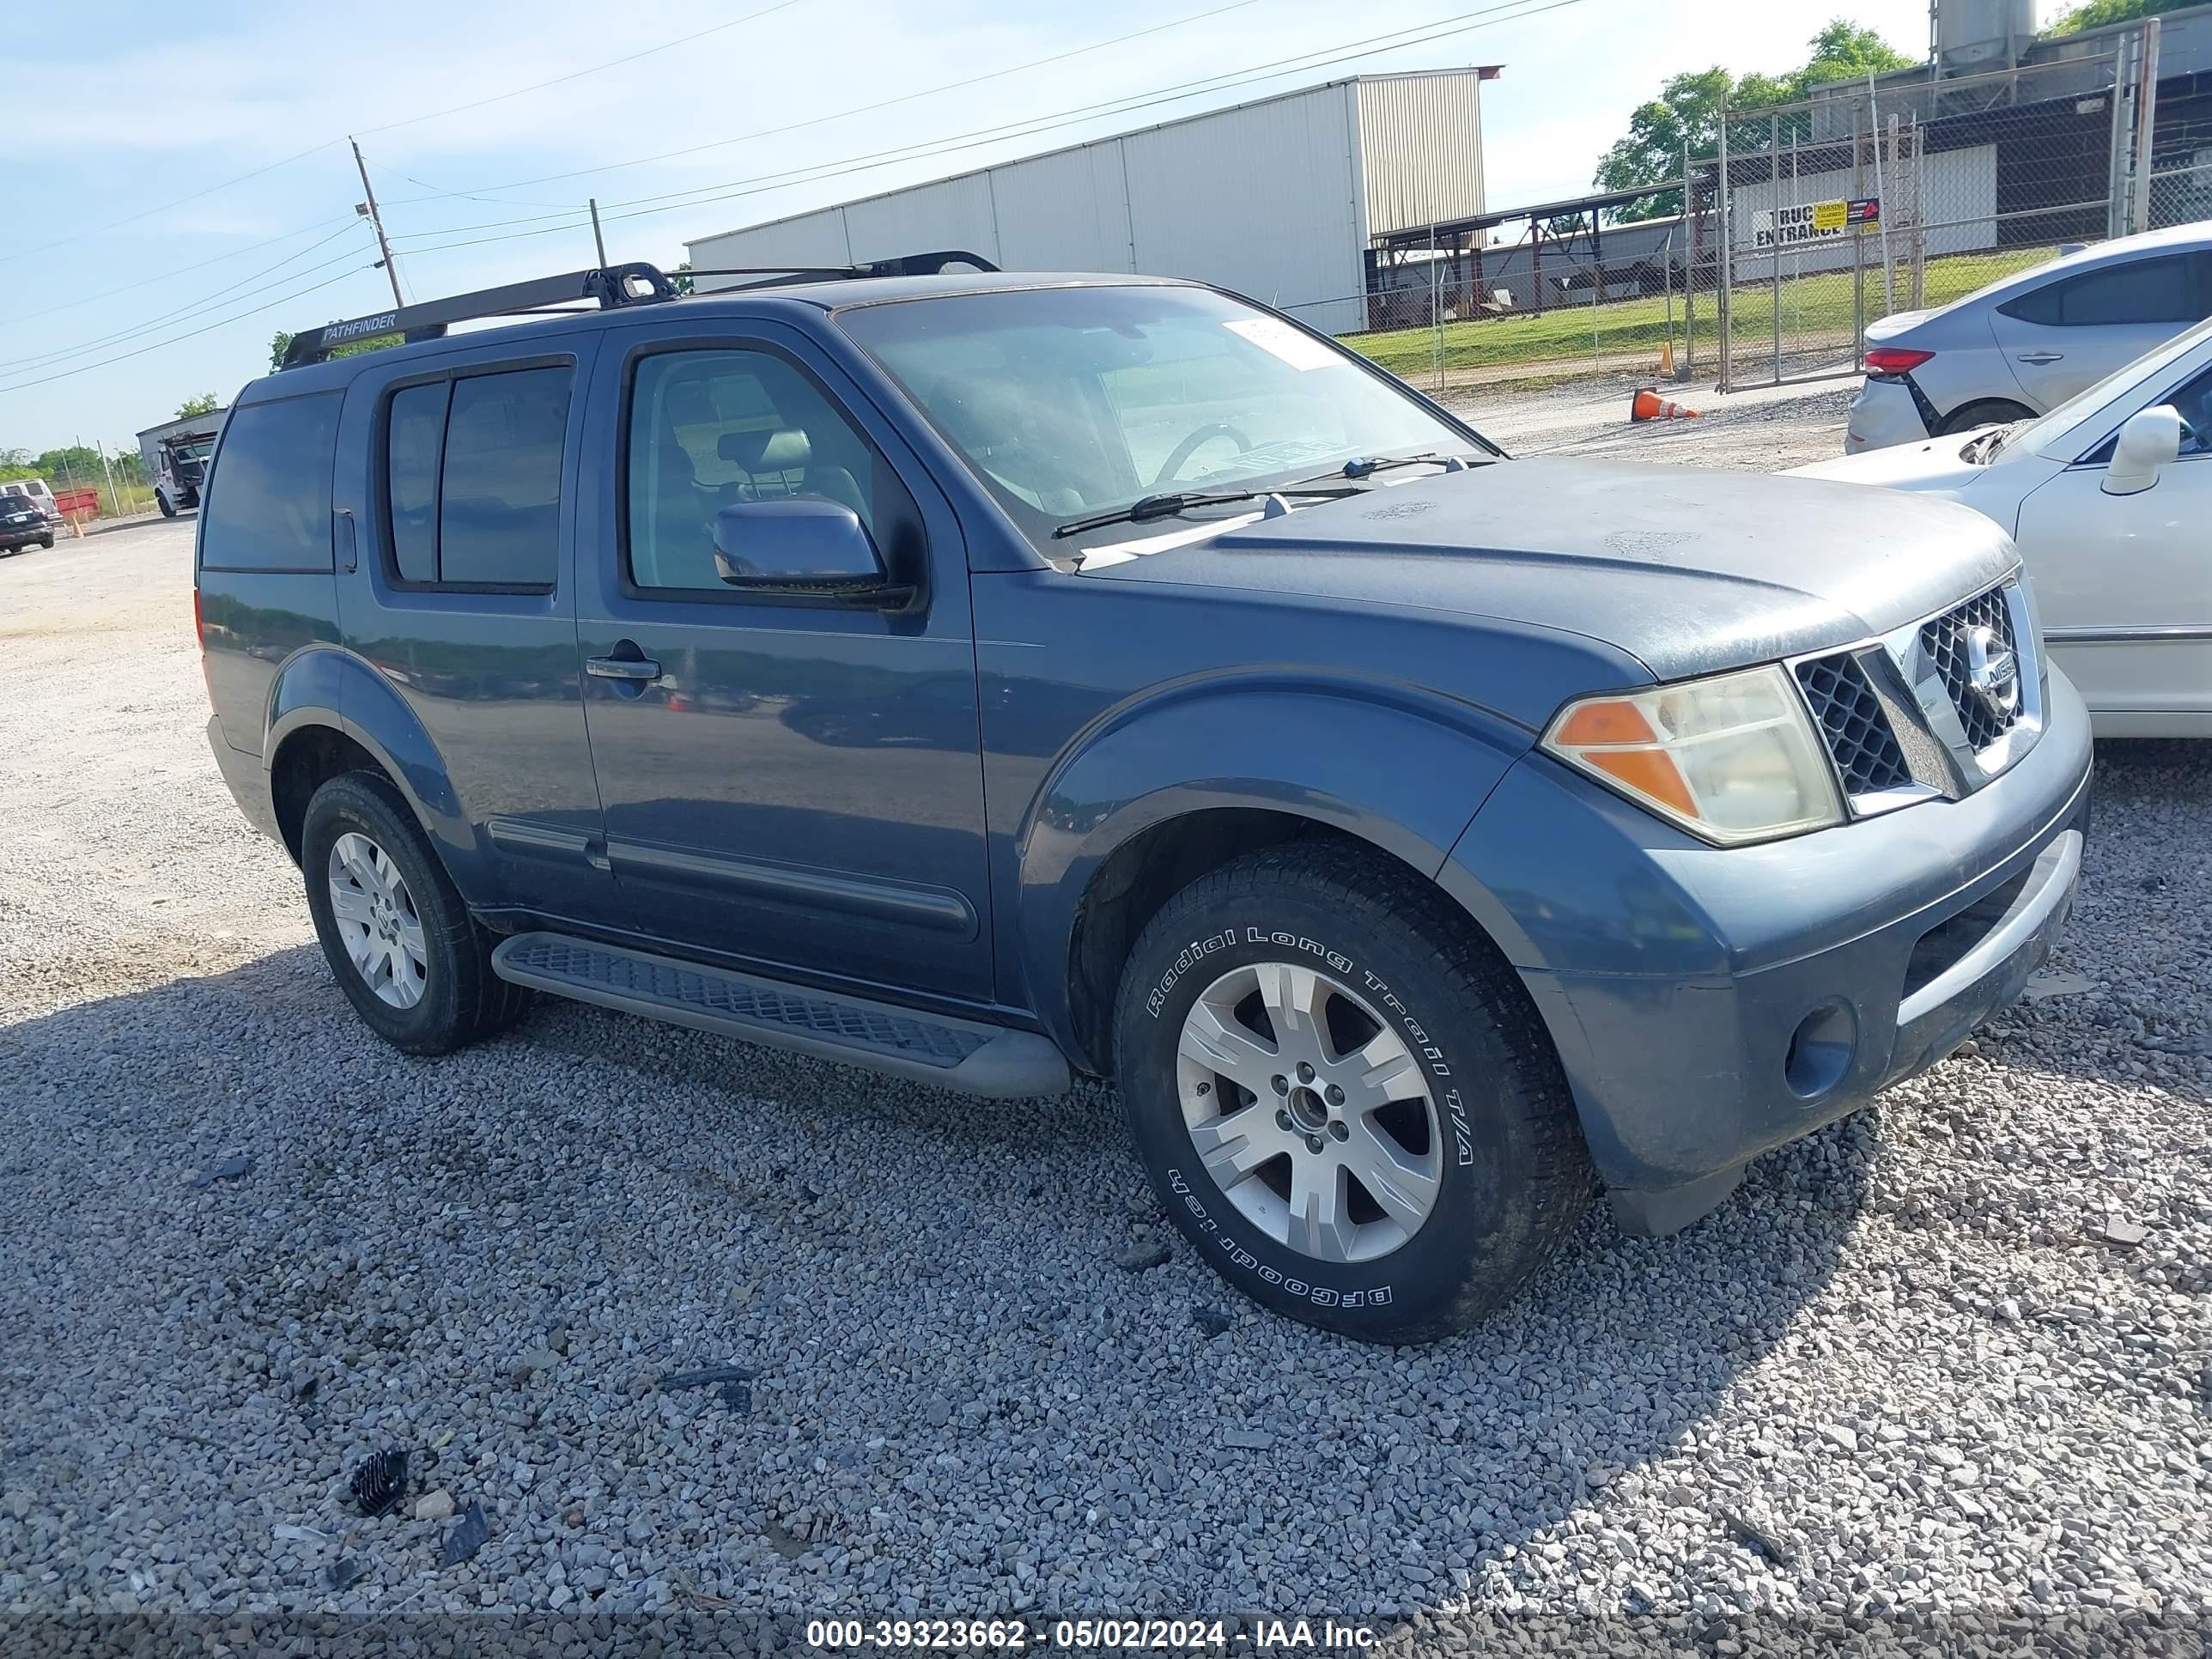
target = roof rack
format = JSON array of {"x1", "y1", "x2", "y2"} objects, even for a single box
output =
[
  {"x1": 277, "y1": 250, "x2": 1001, "y2": 370},
  {"x1": 677, "y1": 248, "x2": 1000, "y2": 293},
  {"x1": 280, "y1": 263, "x2": 678, "y2": 368}
]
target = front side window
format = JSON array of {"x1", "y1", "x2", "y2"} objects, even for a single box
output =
[
  {"x1": 625, "y1": 347, "x2": 902, "y2": 591},
  {"x1": 381, "y1": 364, "x2": 571, "y2": 589},
  {"x1": 198, "y1": 392, "x2": 342, "y2": 572},
  {"x1": 837, "y1": 284, "x2": 1491, "y2": 552}
]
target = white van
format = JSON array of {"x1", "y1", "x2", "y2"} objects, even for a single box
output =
[{"x1": 0, "y1": 479, "x2": 60, "y2": 521}]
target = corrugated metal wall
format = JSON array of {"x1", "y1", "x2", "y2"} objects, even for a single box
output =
[
  {"x1": 1355, "y1": 72, "x2": 1485, "y2": 236},
  {"x1": 688, "y1": 72, "x2": 1485, "y2": 335}
]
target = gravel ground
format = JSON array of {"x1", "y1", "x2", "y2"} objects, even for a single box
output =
[
  {"x1": 3, "y1": 474, "x2": 2209, "y2": 1645},
  {"x1": 1449, "y1": 370, "x2": 1861, "y2": 473}
]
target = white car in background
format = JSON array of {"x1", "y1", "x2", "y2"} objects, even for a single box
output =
[
  {"x1": 1798, "y1": 314, "x2": 2212, "y2": 737},
  {"x1": 1844, "y1": 222, "x2": 2212, "y2": 453}
]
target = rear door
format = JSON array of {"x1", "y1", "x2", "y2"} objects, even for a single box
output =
[
  {"x1": 335, "y1": 338, "x2": 628, "y2": 925},
  {"x1": 1990, "y1": 251, "x2": 2212, "y2": 409},
  {"x1": 573, "y1": 317, "x2": 994, "y2": 1002}
]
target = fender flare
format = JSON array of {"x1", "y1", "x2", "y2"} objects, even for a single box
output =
[
  {"x1": 1012, "y1": 674, "x2": 1533, "y2": 1064},
  {"x1": 264, "y1": 647, "x2": 483, "y2": 885}
]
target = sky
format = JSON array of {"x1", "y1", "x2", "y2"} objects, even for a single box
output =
[{"x1": 1, "y1": 0, "x2": 1966, "y2": 455}]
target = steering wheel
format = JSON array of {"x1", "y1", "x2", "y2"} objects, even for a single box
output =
[{"x1": 1153, "y1": 423, "x2": 1253, "y2": 487}]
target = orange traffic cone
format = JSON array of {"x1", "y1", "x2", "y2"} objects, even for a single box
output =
[
  {"x1": 1630, "y1": 386, "x2": 1699, "y2": 422},
  {"x1": 1658, "y1": 338, "x2": 1675, "y2": 376}
]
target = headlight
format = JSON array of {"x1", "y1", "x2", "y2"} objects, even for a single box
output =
[{"x1": 1541, "y1": 664, "x2": 1843, "y2": 845}]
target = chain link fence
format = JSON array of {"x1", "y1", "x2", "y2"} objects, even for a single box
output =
[
  {"x1": 1712, "y1": 49, "x2": 2137, "y2": 387},
  {"x1": 1334, "y1": 18, "x2": 2183, "y2": 397}
]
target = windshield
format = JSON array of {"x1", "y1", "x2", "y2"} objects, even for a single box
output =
[
  {"x1": 838, "y1": 284, "x2": 1492, "y2": 550},
  {"x1": 2016, "y1": 313, "x2": 2212, "y2": 460}
]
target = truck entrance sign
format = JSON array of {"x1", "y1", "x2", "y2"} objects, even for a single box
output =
[{"x1": 1751, "y1": 197, "x2": 1880, "y2": 249}]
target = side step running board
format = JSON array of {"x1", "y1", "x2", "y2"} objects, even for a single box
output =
[{"x1": 490, "y1": 932, "x2": 1069, "y2": 1099}]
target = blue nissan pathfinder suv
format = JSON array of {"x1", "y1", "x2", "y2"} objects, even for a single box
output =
[{"x1": 196, "y1": 257, "x2": 2090, "y2": 1343}]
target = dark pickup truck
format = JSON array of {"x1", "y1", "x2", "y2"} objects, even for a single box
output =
[{"x1": 196, "y1": 258, "x2": 2089, "y2": 1343}]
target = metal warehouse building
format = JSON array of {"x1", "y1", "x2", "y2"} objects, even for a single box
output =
[{"x1": 686, "y1": 70, "x2": 1488, "y2": 335}]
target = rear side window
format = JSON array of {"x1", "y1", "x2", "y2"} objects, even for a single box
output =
[
  {"x1": 381, "y1": 364, "x2": 571, "y2": 590},
  {"x1": 2000, "y1": 253, "x2": 2211, "y2": 327},
  {"x1": 198, "y1": 392, "x2": 342, "y2": 572}
]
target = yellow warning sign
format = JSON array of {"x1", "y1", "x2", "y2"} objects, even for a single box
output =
[{"x1": 1811, "y1": 199, "x2": 1849, "y2": 232}]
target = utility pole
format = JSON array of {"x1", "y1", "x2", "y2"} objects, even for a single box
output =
[
  {"x1": 350, "y1": 137, "x2": 405, "y2": 310},
  {"x1": 589, "y1": 198, "x2": 609, "y2": 268}
]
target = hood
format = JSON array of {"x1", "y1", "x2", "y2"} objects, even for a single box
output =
[{"x1": 1085, "y1": 456, "x2": 2020, "y2": 682}]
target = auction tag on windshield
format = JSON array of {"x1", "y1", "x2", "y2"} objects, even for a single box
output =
[{"x1": 1224, "y1": 316, "x2": 1340, "y2": 371}]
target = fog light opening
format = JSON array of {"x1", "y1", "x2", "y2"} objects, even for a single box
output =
[{"x1": 1784, "y1": 1001, "x2": 1857, "y2": 1100}]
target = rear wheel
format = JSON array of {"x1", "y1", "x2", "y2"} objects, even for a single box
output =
[
  {"x1": 1939, "y1": 398, "x2": 2033, "y2": 436},
  {"x1": 301, "y1": 772, "x2": 529, "y2": 1054},
  {"x1": 1112, "y1": 842, "x2": 1594, "y2": 1344}
]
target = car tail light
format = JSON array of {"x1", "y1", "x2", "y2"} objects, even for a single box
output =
[{"x1": 1864, "y1": 346, "x2": 1933, "y2": 377}]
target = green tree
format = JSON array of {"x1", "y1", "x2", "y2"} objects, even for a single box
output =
[
  {"x1": 2045, "y1": 0, "x2": 2189, "y2": 33},
  {"x1": 176, "y1": 392, "x2": 220, "y2": 418},
  {"x1": 269, "y1": 327, "x2": 400, "y2": 371},
  {"x1": 1593, "y1": 20, "x2": 1914, "y2": 221}
]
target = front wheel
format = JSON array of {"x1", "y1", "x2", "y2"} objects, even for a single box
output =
[
  {"x1": 1112, "y1": 843, "x2": 1594, "y2": 1344},
  {"x1": 156, "y1": 491, "x2": 178, "y2": 519},
  {"x1": 301, "y1": 772, "x2": 529, "y2": 1054}
]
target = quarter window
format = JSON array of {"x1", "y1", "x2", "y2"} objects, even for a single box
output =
[
  {"x1": 624, "y1": 348, "x2": 908, "y2": 592},
  {"x1": 198, "y1": 392, "x2": 343, "y2": 572},
  {"x1": 381, "y1": 364, "x2": 571, "y2": 588}
]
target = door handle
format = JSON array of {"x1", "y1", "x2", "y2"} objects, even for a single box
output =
[
  {"x1": 2016, "y1": 350, "x2": 2063, "y2": 365},
  {"x1": 586, "y1": 653, "x2": 663, "y2": 683}
]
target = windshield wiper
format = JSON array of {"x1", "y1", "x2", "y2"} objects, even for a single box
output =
[
  {"x1": 1327, "y1": 451, "x2": 1474, "y2": 480},
  {"x1": 1966, "y1": 422, "x2": 2021, "y2": 464},
  {"x1": 1051, "y1": 485, "x2": 1359, "y2": 540}
]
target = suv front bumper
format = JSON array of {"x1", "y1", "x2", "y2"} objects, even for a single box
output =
[{"x1": 1443, "y1": 664, "x2": 2093, "y2": 1233}]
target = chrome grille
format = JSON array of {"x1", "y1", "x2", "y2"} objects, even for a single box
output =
[
  {"x1": 1796, "y1": 653, "x2": 1912, "y2": 797},
  {"x1": 1920, "y1": 585, "x2": 2022, "y2": 754}
]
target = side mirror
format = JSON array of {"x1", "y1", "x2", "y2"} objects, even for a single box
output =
[
  {"x1": 2102, "y1": 404, "x2": 2181, "y2": 496},
  {"x1": 712, "y1": 498, "x2": 901, "y2": 600}
]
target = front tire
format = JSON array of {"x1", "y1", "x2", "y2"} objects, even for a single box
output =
[
  {"x1": 157, "y1": 491, "x2": 178, "y2": 519},
  {"x1": 1112, "y1": 842, "x2": 1594, "y2": 1344},
  {"x1": 301, "y1": 772, "x2": 529, "y2": 1055}
]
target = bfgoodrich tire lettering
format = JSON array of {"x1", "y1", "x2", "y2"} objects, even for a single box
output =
[
  {"x1": 301, "y1": 771, "x2": 530, "y2": 1056},
  {"x1": 1113, "y1": 842, "x2": 1594, "y2": 1343}
]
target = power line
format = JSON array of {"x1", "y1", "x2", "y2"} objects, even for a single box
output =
[
  {"x1": 355, "y1": 0, "x2": 807, "y2": 143},
  {"x1": 6, "y1": 215, "x2": 357, "y2": 328},
  {"x1": 0, "y1": 225, "x2": 371, "y2": 374},
  {"x1": 0, "y1": 0, "x2": 814, "y2": 270},
  {"x1": 396, "y1": 0, "x2": 1580, "y2": 260},
  {"x1": 2, "y1": 140, "x2": 351, "y2": 270},
  {"x1": 0, "y1": 265, "x2": 374, "y2": 397},
  {"x1": 383, "y1": 0, "x2": 1270, "y2": 206}
]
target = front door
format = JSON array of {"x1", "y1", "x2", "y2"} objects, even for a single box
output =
[
  {"x1": 574, "y1": 319, "x2": 995, "y2": 1003},
  {"x1": 2018, "y1": 356, "x2": 2212, "y2": 732}
]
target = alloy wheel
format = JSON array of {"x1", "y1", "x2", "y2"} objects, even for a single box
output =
[
  {"x1": 326, "y1": 831, "x2": 429, "y2": 1009},
  {"x1": 1175, "y1": 960, "x2": 1444, "y2": 1263}
]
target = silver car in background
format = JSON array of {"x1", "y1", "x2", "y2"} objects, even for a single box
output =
[{"x1": 1845, "y1": 221, "x2": 2212, "y2": 453}]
